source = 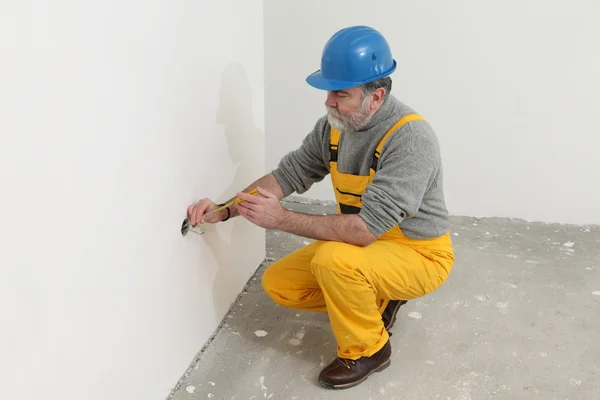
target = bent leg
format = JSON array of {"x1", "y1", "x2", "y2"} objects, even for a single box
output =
[
  {"x1": 311, "y1": 238, "x2": 453, "y2": 360},
  {"x1": 261, "y1": 241, "x2": 328, "y2": 312}
]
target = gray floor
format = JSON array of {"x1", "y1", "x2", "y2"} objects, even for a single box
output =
[{"x1": 169, "y1": 200, "x2": 600, "y2": 400}]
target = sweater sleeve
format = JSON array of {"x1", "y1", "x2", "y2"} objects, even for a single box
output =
[
  {"x1": 271, "y1": 117, "x2": 330, "y2": 197},
  {"x1": 359, "y1": 128, "x2": 438, "y2": 237}
]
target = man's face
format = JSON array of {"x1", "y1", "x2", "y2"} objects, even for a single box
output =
[{"x1": 325, "y1": 86, "x2": 377, "y2": 132}]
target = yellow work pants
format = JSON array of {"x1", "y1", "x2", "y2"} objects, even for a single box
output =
[{"x1": 262, "y1": 233, "x2": 454, "y2": 360}]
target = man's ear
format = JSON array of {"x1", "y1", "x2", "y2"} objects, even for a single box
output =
[{"x1": 369, "y1": 88, "x2": 386, "y2": 111}]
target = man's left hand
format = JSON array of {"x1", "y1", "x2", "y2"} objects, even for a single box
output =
[{"x1": 235, "y1": 186, "x2": 287, "y2": 230}]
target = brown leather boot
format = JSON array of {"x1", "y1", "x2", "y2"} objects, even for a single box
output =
[
  {"x1": 382, "y1": 300, "x2": 407, "y2": 331},
  {"x1": 318, "y1": 340, "x2": 392, "y2": 389}
]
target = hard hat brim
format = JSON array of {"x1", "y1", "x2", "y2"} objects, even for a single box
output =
[{"x1": 305, "y1": 61, "x2": 397, "y2": 91}]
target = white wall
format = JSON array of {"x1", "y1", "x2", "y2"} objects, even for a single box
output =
[
  {"x1": 1, "y1": 1, "x2": 264, "y2": 399},
  {"x1": 265, "y1": 0, "x2": 600, "y2": 225}
]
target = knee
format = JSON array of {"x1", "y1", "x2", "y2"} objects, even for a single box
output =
[
  {"x1": 261, "y1": 264, "x2": 279, "y2": 295},
  {"x1": 260, "y1": 261, "x2": 306, "y2": 308}
]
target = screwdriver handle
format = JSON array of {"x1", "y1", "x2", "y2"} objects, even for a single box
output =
[{"x1": 203, "y1": 188, "x2": 259, "y2": 218}]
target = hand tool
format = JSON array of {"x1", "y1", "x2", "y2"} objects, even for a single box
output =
[{"x1": 181, "y1": 188, "x2": 259, "y2": 237}]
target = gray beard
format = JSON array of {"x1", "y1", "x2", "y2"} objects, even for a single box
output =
[{"x1": 326, "y1": 101, "x2": 373, "y2": 132}]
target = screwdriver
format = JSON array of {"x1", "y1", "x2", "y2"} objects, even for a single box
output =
[{"x1": 181, "y1": 188, "x2": 259, "y2": 236}]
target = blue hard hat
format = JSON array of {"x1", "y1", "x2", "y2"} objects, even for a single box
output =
[{"x1": 306, "y1": 26, "x2": 397, "y2": 91}]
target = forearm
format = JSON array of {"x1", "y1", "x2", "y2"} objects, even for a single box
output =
[
  {"x1": 278, "y1": 211, "x2": 377, "y2": 247},
  {"x1": 227, "y1": 173, "x2": 285, "y2": 219}
]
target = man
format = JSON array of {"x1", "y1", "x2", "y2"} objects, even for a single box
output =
[{"x1": 187, "y1": 25, "x2": 454, "y2": 389}]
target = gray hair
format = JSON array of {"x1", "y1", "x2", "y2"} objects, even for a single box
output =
[{"x1": 361, "y1": 76, "x2": 392, "y2": 101}]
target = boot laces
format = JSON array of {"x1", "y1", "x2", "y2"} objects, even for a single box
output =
[{"x1": 338, "y1": 358, "x2": 356, "y2": 369}]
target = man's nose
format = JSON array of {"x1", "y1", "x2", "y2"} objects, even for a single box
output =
[{"x1": 325, "y1": 92, "x2": 337, "y2": 108}]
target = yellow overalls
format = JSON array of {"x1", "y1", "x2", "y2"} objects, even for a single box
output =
[{"x1": 262, "y1": 114, "x2": 455, "y2": 360}]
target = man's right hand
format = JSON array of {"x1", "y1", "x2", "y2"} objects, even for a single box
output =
[{"x1": 187, "y1": 199, "x2": 228, "y2": 226}]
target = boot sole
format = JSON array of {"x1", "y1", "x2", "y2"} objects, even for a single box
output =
[{"x1": 318, "y1": 358, "x2": 392, "y2": 390}]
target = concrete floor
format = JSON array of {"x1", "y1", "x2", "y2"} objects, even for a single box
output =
[{"x1": 169, "y1": 200, "x2": 600, "y2": 400}]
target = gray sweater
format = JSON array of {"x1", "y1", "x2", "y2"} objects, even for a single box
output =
[{"x1": 272, "y1": 95, "x2": 450, "y2": 239}]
